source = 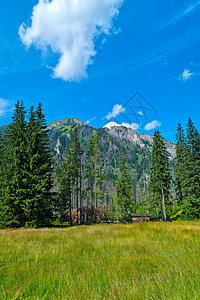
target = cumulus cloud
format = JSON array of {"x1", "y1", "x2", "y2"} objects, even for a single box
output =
[
  {"x1": 104, "y1": 121, "x2": 140, "y2": 131},
  {"x1": 19, "y1": 0, "x2": 124, "y2": 82},
  {"x1": 0, "y1": 98, "x2": 12, "y2": 118},
  {"x1": 180, "y1": 69, "x2": 194, "y2": 81},
  {"x1": 144, "y1": 120, "x2": 161, "y2": 131},
  {"x1": 105, "y1": 104, "x2": 125, "y2": 120}
]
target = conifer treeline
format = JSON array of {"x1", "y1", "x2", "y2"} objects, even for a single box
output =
[
  {"x1": 0, "y1": 101, "x2": 53, "y2": 228},
  {"x1": 0, "y1": 102, "x2": 199, "y2": 228},
  {"x1": 174, "y1": 119, "x2": 200, "y2": 219}
]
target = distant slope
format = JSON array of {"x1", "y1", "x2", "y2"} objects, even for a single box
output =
[{"x1": 0, "y1": 118, "x2": 176, "y2": 189}]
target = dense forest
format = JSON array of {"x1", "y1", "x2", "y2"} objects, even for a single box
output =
[{"x1": 0, "y1": 101, "x2": 199, "y2": 228}]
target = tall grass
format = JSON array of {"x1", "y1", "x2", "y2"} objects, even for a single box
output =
[{"x1": 0, "y1": 222, "x2": 199, "y2": 299}]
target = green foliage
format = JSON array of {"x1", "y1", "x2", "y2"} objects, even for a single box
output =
[
  {"x1": 0, "y1": 101, "x2": 53, "y2": 228},
  {"x1": 86, "y1": 130, "x2": 102, "y2": 208},
  {"x1": 114, "y1": 148, "x2": 135, "y2": 222},
  {"x1": 174, "y1": 119, "x2": 200, "y2": 219},
  {"x1": 149, "y1": 130, "x2": 171, "y2": 220},
  {"x1": 175, "y1": 123, "x2": 186, "y2": 204},
  {"x1": 57, "y1": 126, "x2": 83, "y2": 225}
]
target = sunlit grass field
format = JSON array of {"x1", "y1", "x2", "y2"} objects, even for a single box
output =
[{"x1": 0, "y1": 222, "x2": 199, "y2": 299}]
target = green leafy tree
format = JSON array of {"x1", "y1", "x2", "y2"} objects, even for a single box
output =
[
  {"x1": 114, "y1": 148, "x2": 134, "y2": 222},
  {"x1": 149, "y1": 130, "x2": 171, "y2": 221}
]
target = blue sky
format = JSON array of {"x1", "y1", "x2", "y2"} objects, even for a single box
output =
[{"x1": 0, "y1": 0, "x2": 200, "y2": 141}]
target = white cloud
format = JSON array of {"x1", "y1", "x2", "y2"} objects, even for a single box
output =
[
  {"x1": 0, "y1": 98, "x2": 11, "y2": 118},
  {"x1": 19, "y1": 0, "x2": 124, "y2": 82},
  {"x1": 104, "y1": 121, "x2": 140, "y2": 131},
  {"x1": 144, "y1": 120, "x2": 161, "y2": 131},
  {"x1": 180, "y1": 69, "x2": 194, "y2": 81},
  {"x1": 105, "y1": 104, "x2": 125, "y2": 120}
]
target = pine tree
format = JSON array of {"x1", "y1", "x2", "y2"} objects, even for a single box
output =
[
  {"x1": 0, "y1": 101, "x2": 27, "y2": 227},
  {"x1": 175, "y1": 123, "x2": 186, "y2": 204},
  {"x1": 114, "y1": 148, "x2": 134, "y2": 222},
  {"x1": 70, "y1": 127, "x2": 82, "y2": 225},
  {"x1": 0, "y1": 132, "x2": 5, "y2": 201},
  {"x1": 26, "y1": 103, "x2": 53, "y2": 227},
  {"x1": 57, "y1": 148, "x2": 72, "y2": 225},
  {"x1": 86, "y1": 130, "x2": 102, "y2": 222},
  {"x1": 149, "y1": 130, "x2": 171, "y2": 221},
  {"x1": 184, "y1": 118, "x2": 200, "y2": 218}
]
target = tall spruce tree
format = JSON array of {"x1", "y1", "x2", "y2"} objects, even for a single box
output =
[
  {"x1": 0, "y1": 101, "x2": 27, "y2": 227},
  {"x1": 0, "y1": 132, "x2": 4, "y2": 201},
  {"x1": 27, "y1": 103, "x2": 53, "y2": 226},
  {"x1": 57, "y1": 148, "x2": 72, "y2": 225},
  {"x1": 149, "y1": 130, "x2": 171, "y2": 221},
  {"x1": 70, "y1": 127, "x2": 82, "y2": 225},
  {"x1": 184, "y1": 118, "x2": 200, "y2": 218},
  {"x1": 86, "y1": 130, "x2": 102, "y2": 221},
  {"x1": 114, "y1": 148, "x2": 134, "y2": 222},
  {"x1": 175, "y1": 123, "x2": 186, "y2": 204},
  {"x1": 0, "y1": 102, "x2": 53, "y2": 228}
]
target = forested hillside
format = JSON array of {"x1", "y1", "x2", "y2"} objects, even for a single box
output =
[
  {"x1": 0, "y1": 117, "x2": 175, "y2": 198},
  {"x1": 47, "y1": 118, "x2": 175, "y2": 188}
]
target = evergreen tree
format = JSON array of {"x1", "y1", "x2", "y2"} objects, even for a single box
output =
[
  {"x1": 114, "y1": 148, "x2": 134, "y2": 222},
  {"x1": 86, "y1": 130, "x2": 102, "y2": 221},
  {"x1": 184, "y1": 118, "x2": 200, "y2": 218},
  {"x1": 175, "y1": 123, "x2": 186, "y2": 204},
  {"x1": 70, "y1": 127, "x2": 82, "y2": 225},
  {"x1": 0, "y1": 132, "x2": 4, "y2": 201},
  {"x1": 149, "y1": 130, "x2": 171, "y2": 221},
  {"x1": 0, "y1": 101, "x2": 27, "y2": 227},
  {"x1": 0, "y1": 102, "x2": 53, "y2": 228},
  {"x1": 26, "y1": 103, "x2": 53, "y2": 227},
  {"x1": 57, "y1": 148, "x2": 72, "y2": 225}
]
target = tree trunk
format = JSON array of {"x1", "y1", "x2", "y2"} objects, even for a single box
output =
[
  {"x1": 161, "y1": 187, "x2": 167, "y2": 222},
  {"x1": 69, "y1": 193, "x2": 72, "y2": 226},
  {"x1": 90, "y1": 188, "x2": 93, "y2": 222},
  {"x1": 76, "y1": 179, "x2": 79, "y2": 225},
  {"x1": 79, "y1": 165, "x2": 82, "y2": 225},
  {"x1": 94, "y1": 180, "x2": 97, "y2": 223},
  {"x1": 86, "y1": 191, "x2": 89, "y2": 224},
  {"x1": 134, "y1": 185, "x2": 137, "y2": 213}
]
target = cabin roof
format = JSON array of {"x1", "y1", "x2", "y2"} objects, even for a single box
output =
[{"x1": 131, "y1": 214, "x2": 149, "y2": 217}]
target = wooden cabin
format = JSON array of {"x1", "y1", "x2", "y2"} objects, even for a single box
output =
[{"x1": 131, "y1": 214, "x2": 150, "y2": 223}]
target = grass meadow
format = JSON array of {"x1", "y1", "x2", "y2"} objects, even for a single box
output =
[{"x1": 0, "y1": 222, "x2": 199, "y2": 299}]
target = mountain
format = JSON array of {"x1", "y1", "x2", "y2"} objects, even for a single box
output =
[
  {"x1": 103, "y1": 122, "x2": 176, "y2": 158},
  {"x1": 47, "y1": 118, "x2": 175, "y2": 189},
  {"x1": 0, "y1": 118, "x2": 176, "y2": 191}
]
